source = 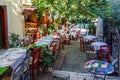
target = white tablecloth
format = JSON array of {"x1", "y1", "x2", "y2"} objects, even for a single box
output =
[
  {"x1": 84, "y1": 35, "x2": 96, "y2": 42},
  {"x1": 0, "y1": 48, "x2": 27, "y2": 70},
  {"x1": 35, "y1": 35, "x2": 53, "y2": 47},
  {"x1": 91, "y1": 42, "x2": 107, "y2": 51}
]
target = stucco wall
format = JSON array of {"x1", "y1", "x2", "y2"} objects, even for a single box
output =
[{"x1": 0, "y1": 0, "x2": 25, "y2": 38}]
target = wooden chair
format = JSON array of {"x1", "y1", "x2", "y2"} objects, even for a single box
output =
[
  {"x1": 36, "y1": 32, "x2": 41, "y2": 41},
  {"x1": 63, "y1": 34, "x2": 70, "y2": 45},
  {"x1": 85, "y1": 40, "x2": 95, "y2": 53},
  {"x1": 79, "y1": 36, "x2": 84, "y2": 51},
  {"x1": 11, "y1": 54, "x2": 30, "y2": 80},
  {"x1": 75, "y1": 30, "x2": 80, "y2": 41},
  {"x1": 48, "y1": 41, "x2": 57, "y2": 56},
  {"x1": 29, "y1": 33, "x2": 36, "y2": 44},
  {"x1": 53, "y1": 38, "x2": 61, "y2": 54},
  {"x1": 60, "y1": 35, "x2": 65, "y2": 49},
  {"x1": 30, "y1": 48, "x2": 41, "y2": 80},
  {"x1": 85, "y1": 40, "x2": 96, "y2": 60},
  {"x1": 19, "y1": 39, "x2": 26, "y2": 47},
  {"x1": 98, "y1": 45, "x2": 111, "y2": 63}
]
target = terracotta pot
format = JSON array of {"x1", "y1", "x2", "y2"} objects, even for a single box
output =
[{"x1": 42, "y1": 16, "x2": 48, "y2": 24}]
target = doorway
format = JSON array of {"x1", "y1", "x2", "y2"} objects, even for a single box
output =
[{"x1": 0, "y1": 5, "x2": 8, "y2": 49}]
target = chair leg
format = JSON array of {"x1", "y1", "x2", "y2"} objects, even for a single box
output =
[
  {"x1": 31, "y1": 68, "x2": 34, "y2": 80},
  {"x1": 37, "y1": 66, "x2": 39, "y2": 76}
]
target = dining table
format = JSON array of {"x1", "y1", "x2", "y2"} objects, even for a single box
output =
[
  {"x1": 0, "y1": 47, "x2": 29, "y2": 79},
  {"x1": 84, "y1": 35, "x2": 96, "y2": 42},
  {"x1": 91, "y1": 41, "x2": 107, "y2": 52},
  {"x1": 33, "y1": 35, "x2": 54, "y2": 48},
  {"x1": 84, "y1": 60, "x2": 114, "y2": 80}
]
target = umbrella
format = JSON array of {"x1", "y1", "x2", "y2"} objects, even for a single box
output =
[{"x1": 96, "y1": 16, "x2": 103, "y2": 38}]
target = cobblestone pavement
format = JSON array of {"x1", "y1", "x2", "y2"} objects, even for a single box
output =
[
  {"x1": 53, "y1": 40, "x2": 119, "y2": 80},
  {"x1": 62, "y1": 40, "x2": 88, "y2": 73}
]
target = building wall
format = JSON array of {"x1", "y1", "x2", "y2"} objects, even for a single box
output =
[{"x1": 0, "y1": 0, "x2": 25, "y2": 38}]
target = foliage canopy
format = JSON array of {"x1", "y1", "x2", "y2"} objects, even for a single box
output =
[{"x1": 31, "y1": 0, "x2": 112, "y2": 21}]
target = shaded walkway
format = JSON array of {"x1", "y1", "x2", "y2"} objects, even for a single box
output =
[{"x1": 62, "y1": 40, "x2": 88, "y2": 73}]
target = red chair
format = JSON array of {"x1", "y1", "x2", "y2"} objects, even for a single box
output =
[
  {"x1": 75, "y1": 30, "x2": 80, "y2": 41},
  {"x1": 48, "y1": 42, "x2": 57, "y2": 56},
  {"x1": 63, "y1": 34, "x2": 70, "y2": 45},
  {"x1": 79, "y1": 36, "x2": 84, "y2": 51},
  {"x1": 52, "y1": 30, "x2": 59, "y2": 36},
  {"x1": 19, "y1": 39, "x2": 26, "y2": 47},
  {"x1": 30, "y1": 48, "x2": 41, "y2": 80},
  {"x1": 98, "y1": 45, "x2": 111, "y2": 63},
  {"x1": 60, "y1": 35, "x2": 64, "y2": 49},
  {"x1": 30, "y1": 33, "x2": 36, "y2": 44},
  {"x1": 85, "y1": 40, "x2": 95, "y2": 54}
]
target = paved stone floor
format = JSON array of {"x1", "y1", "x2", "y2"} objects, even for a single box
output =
[
  {"x1": 52, "y1": 40, "x2": 120, "y2": 80},
  {"x1": 38, "y1": 40, "x2": 119, "y2": 80},
  {"x1": 62, "y1": 40, "x2": 88, "y2": 73}
]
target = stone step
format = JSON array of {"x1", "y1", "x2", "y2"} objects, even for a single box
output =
[{"x1": 52, "y1": 70, "x2": 120, "y2": 80}]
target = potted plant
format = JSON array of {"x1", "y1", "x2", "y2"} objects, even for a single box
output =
[
  {"x1": 8, "y1": 33, "x2": 20, "y2": 48},
  {"x1": 40, "y1": 49, "x2": 56, "y2": 71}
]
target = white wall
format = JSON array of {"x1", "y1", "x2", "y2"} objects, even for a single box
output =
[{"x1": 0, "y1": 0, "x2": 25, "y2": 38}]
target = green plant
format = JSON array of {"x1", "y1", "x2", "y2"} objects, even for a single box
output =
[
  {"x1": 88, "y1": 22, "x2": 96, "y2": 35},
  {"x1": 40, "y1": 49, "x2": 56, "y2": 71},
  {"x1": 8, "y1": 33, "x2": 20, "y2": 48},
  {"x1": 48, "y1": 24, "x2": 56, "y2": 34}
]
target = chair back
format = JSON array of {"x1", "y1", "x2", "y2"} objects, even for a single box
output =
[
  {"x1": 11, "y1": 54, "x2": 30, "y2": 80},
  {"x1": 30, "y1": 48, "x2": 41, "y2": 80},
  {"x1": 30, "y1": 48, "x2": 41, "y2": 66},
  {"x1": 98, "y1": 45, "x2": 111, "y2": 63},
  {"x1": 75, "y1": 30, "x2": 80, "y2": 41},
  {"x1": 79, "y1": 36, "x2": 84, "y2": 51},
  {"x1": 19, "y1": 39, "x2": 26, "y2": 47}
]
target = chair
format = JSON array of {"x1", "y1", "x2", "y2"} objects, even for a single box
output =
[
  {"x1": 75, "y1": 30, "x2": 80, "y2": 41},
  {"x1": 48, "y1": 41, "x2": 57, "y2": 56},
  {"x1": 30, "y1": 48, "x2": 41, "y2": 80},
  {"x1": 85, "y1": 40, "x2": 95, "y2": 60},
  {"x1": 60, "y1": 35, "x2": 65, "y2": 49},
  {"x1": 19, "y1": 39, "x2": 26, "y2": 47},
  {"x1": 85, "y1": 40, "x2": 95, "y2": 53},
  {"x1": 36, "y1": 32, "x2": 41, "y2": 41},
  {"x1": 30, "y1": 33, "x2": 36, "y2": 43},
  {"x1": 11, "y1": 54, "x2": 30, "y2": 80},
  {"x1": 98, "y1": 45, "x2": 111, "y2": 63},
  {"x1": 63, "y1": 34, "x2": 70, "y2": 45},
  {"x1": 79, "y1": 36, "x2": 84, "y2": 51}
]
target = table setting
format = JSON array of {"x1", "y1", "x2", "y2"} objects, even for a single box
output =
[
  {"x1": 91, "y1": 42, "x2": 107, "y2": 51},
  {"x1": 84, "y1": 35, "x2": 96, "y2": 42},
  {"x1": 0, "y1": 48, "x2": 27, "y2": 69},
  {"x1": 34, "y1": 36, "x2": 53, "y2": 48},
  {"x1": 84, "y1": 60, "x2": 114, "y2": 80}
]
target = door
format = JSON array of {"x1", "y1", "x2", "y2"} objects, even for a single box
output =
[{"x1": 0, "y1": 5, "x2": 8, "y2": 49}]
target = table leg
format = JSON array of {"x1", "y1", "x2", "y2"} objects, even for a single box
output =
[
  {"x1": 103, "y1": 75, "x2": 106, "y2": 80},
  {"x1": 94, "y1": 74, "x2": 106, "y2": 80}
]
